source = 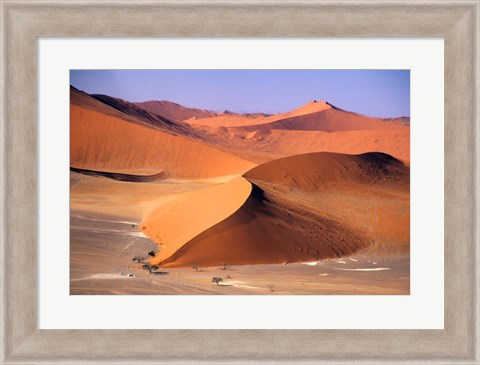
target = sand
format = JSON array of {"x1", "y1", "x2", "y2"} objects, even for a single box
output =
[
  {"x1": 71, "y1": 86, "x2": 196, "y2": 136},
  {"x1": 135, "y1": 100, "x2": 217, "y2": 122},
  {"x1": 185, "y1": 100, "x2": 333, "y2": 128},
  {"x1": 70, "y1": 89, "x2": 410, "y2": 295},
  {"x1": 70, "y1": 171, "x2": 222, "y2": 220},
  {"x1": 245, "y1": 129, "x2": 410, "y2": 163},
  {"x1": 152, "y1": 152, "x2": 409, "y2": 268},
  {"x1": 142, "y1": 176, "x2": 251, "y2": 263},
  {"x1": 71, "y1": 105, "x2": 255, "y2": 178},
  {"x1": 185, "y1": 101, "x2": 410, "y2": 164}
]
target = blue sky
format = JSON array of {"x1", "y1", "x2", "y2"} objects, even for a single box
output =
[{"x1": 70, "y1": 70, "x2": 410, "y2": 118}]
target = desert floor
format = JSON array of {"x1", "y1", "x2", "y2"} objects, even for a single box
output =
[{"x1": 70, "y1": 209, "x2": 409, "y2": 295}]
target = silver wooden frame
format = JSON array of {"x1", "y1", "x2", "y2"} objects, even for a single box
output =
[{"x1": 1, "y1": 1, "x2": 479, "y2": 364}]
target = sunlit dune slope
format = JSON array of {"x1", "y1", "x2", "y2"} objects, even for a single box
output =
[
  {"x1": 185, "y1": 100, "x2": 332, "y2": 128},
  {"x1": 185, "y1": 100, "x2": 410, "y2": 163},
  {"x1": 263, "y1": 129, "x2": 410, "y2": 163},
  {"x1": 144, "y1": 176, "x2": 252, "y2": 265},
  {"x1": 186, "y1": 100, "x2": 408, "y2": 130},
  {"x1": 70, "y1": 105, "x2": 255, "y2": 178},
  {"x1": 185, "y1": 114, "x2": 259, "y2": 128},
  {"x1": 204, "y1": 128, "x2": 410, "y2": 164},
  {"x1": 153, "y1": 152, "x2": 409, "y2": 268},
  {"x1": 232, "y1": 103, "x2": 407, "y2": 132}
]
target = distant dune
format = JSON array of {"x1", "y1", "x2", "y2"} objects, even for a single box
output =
[
  {"x1": 71, "y1": 86, "x2": 197, "y2": 137},
  {"x1": 203, "y1": 128, "x2": 410, "y2": 165},
  {"x1": 151, "y1": 152, "x2": 409, "y2": 267},
  {"x1": 185, "y1": 100, "x2": 331, "y2": 128},
  {"x1": 241, "y1": 129, "x2": 410, "y2": 164},
  {"x1": 184, "y1": 101, "x2": 410, "y2": 164},
  {"x1": 143, "y1": 176, "x2": 252, "y2": 263},
  {"x1": 186, "y1": 100, "x2": 408, "y2": 130},
  {"x1": 135, "y1": 100, "x2": 217, "y2": 122},
  {"x1": 234, "y1": 105, "x2": 406, "y2": 133}
]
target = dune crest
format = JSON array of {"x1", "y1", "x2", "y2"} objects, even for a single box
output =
[
  {"x1": 269, "y1": 100, "x2": 332, "y2": 120},
  {"x1": 70, "y1": 105, "x2": 255, "y2": 178}
]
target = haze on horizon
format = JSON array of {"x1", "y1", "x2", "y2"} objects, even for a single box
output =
[{"x1": 70, "y1": 69, "x2": 410, "y2": 118}]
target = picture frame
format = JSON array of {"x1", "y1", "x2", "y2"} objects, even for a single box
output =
[{"x1": 1, "y1": 1, "x2": 478, "y2": 363}]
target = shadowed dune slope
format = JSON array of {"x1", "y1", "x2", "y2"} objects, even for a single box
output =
[
  {"x1": 135, "y1": 100, "x2": 217, "y2": 122},
  {"x1": 70, "y1": 167, "x2": 167, "y2": 183},
  {"x1": 70, "y1": 105, "x2": 255, "y2": 178},
  {"x1": 71, "y1": 86, "x2": 198, "y2": 137},
  {"x1": 154, "y1": 152, "x2": 410, "y2": 268},
  {"x1": 91, "y1": 94, "x2": 196, "y2": 136}
]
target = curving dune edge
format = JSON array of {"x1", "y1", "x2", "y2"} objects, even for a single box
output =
[{"x1": 150, "y1": 152, "x2": 410, "y2": 268}]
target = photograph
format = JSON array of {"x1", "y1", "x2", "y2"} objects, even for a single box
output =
[
  {"x1": 69, "y1": 69, "x2": 410, "y2": 295},
  {"x1": 4, "y1": 1, "x2": 477, "y2": 362}
]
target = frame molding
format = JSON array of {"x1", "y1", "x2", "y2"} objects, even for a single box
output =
[{"x1": 1, "y1": 1, "x2": 479, "y2": 363}]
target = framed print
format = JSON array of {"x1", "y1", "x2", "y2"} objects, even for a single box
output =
[
  {"x1": 1, "y1": 1, "x2": 479, "y2": 364},
  {"x1": 68, "y1": 68, "x2": 411, "y2": 297}
]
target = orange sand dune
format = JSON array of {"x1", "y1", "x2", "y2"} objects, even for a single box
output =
[
  {"x1": 143, "y1": 176, "x2": 251, "y2": 263},
  {"x1": 271, "y1": 100, "x2": 332, "y2": 119},
  {"x1": 186, "y1": 100, "x2": 332, "y2": 128},
  {"x1": 70, "y1": 105, "x2": 255, "y2": 178},
  {"x1": 185, "y1": 101, "x2": 410, "y2": 163},
  {"x1": 196, "y1": 127, "x2": 410, "y2": 165},
  {"x1": 187, "y1": 100, "x2": 408, "y2": 131},
  {"x1": 245, "y1": 151, "x2": 409, "y2": 191},
  {"x1": 151, "y1": 152, "x2": 409, "y2": 268},
  {"x1": 73, "y1": 89, "x2": 409, "y2": 165},
  {"x1": 263, "y1": 129, "x2": 410, "y2": 163},
  {"x1": 135, "y1": 100, "x2": 217, "y2": 122},
  {"x1": 71, "y1": 86, "x2": 197, "y2": 137},
  {"x1": 233, "y1": 105, "x2": 407, "y2": 133},
  {"x1": 185, "y1": 114, "x2": 257, "y2": 128},
  {"x1": 245, "y1": 152, "x2": 410, "y2": 256}
]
